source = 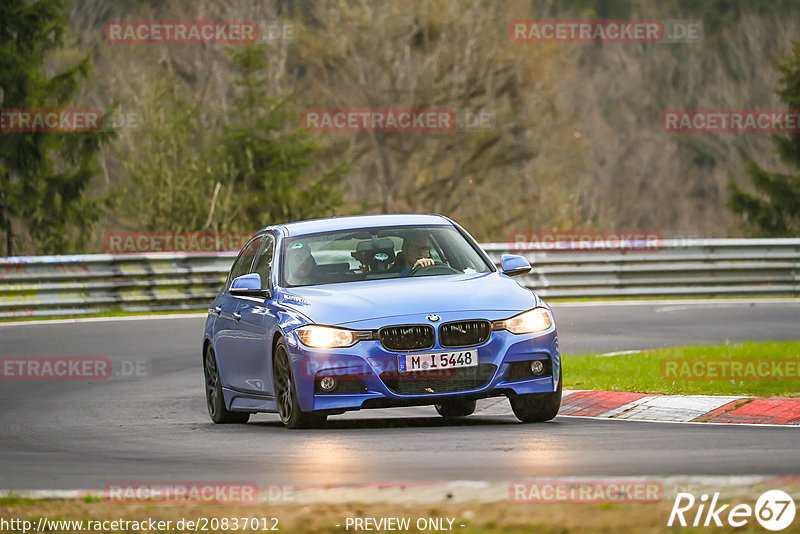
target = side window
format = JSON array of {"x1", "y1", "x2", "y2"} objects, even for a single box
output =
[
  {"x1": 226, "y1": 237, "x2": 261, "y2": 291},
  {"x1": 252, "y1": 234, "x2": 275, "y2": 290}
]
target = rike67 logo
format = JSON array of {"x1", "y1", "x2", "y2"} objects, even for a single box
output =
[{"x1": 669, "y1": 490, "x2": 796, "y2": 531}]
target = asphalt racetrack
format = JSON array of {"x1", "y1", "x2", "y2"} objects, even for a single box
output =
[{"x1": 1, "y1": 300, "x2": 799, "y2": 490}]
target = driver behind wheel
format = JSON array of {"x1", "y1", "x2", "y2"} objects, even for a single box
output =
[{"x1": 388, "y1": 232, "x2": 435, "y2": 276}]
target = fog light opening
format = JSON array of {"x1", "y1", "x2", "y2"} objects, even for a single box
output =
[
  {"x1": 530, "y1": 360, "x2": 545, "y2": 376},
  {"x1": 319, "y1": 376, "x2": 337, "y2": 392}
]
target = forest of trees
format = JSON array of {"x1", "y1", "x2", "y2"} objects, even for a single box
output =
[{"x1": 1, "y1": 0, "x2": 799, "y2": 255}]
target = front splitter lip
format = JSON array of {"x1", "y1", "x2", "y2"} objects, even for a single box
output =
[
  {"x1": 311, "y1": 375, "x2": 556, "y2": 412},
  {"x1": 223, "y1": 374, "x2": 556, "y2": 414}
]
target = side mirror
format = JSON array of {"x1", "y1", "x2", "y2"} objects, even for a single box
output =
[
  {"x1": 230, "y1": 273, "x2": 270, "y2": 298},
  {"x1": 500, "y1": 254, "x2": 531, "y2": 277}
]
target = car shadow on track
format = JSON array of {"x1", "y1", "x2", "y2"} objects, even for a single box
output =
[{"x1": 248, "y1": 415, "x2": 526, "y2": 430}]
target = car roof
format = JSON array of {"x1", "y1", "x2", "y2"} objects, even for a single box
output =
[{"x1": 261, "y1": 214, "x2": 452, "y2": 237}]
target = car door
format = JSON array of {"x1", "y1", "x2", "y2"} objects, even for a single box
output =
[
  {"x1": 212, "y1": 236, "x2": 261, "y2": 389},
  {"x1": 231, "y1": 233, "x2": 281, "y2": 396}
]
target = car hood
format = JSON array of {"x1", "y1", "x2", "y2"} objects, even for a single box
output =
[{"x1": 275, "y1": 272, "x2": 539, "y2": 326}]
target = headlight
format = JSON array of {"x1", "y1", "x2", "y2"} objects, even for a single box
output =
[
  {"x1": 295, "y1": 325, "x2": 371, "y2": 348},
  {"x1": 492, "y1": 308, "x2": 552, "y2": 334}
]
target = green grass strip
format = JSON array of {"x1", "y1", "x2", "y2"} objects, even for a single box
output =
[{"x1": 563, "y1": 341, "x2": 800, "y2": 397}]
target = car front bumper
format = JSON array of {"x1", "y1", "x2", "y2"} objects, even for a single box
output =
[{"x1": 286, "y1": 326, "x2": 561, "y2": 414}]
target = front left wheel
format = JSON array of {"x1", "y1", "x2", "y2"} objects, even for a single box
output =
[
  {"x1": 204, "y1": 345, "x2": 250, "y2": 424},
  {"x1": 435, "y1": 399, "x2": 477, "y2": 417},
  {"x1": 509, "y1": 368, "x2": 562, "y2": 423},
  {"x1": 272, "y1": 339, "x2": 327, "y2": 429}
]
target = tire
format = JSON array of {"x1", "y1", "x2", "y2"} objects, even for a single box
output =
[
  {"x1": 509, "y1": 368, "x2": 562, "y2": 423},
  {"x1": 204, "y1": 344, "x2": 250, "y2": 424},
  {"x1": 272, "y1": 339, "x2": 327, "y2": 429},
  {"x1": 435, "y1": 399, "x2": 477, "y2": 418}
]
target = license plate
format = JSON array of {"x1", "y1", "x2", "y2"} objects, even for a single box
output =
[{"x1": 398, "y1": 350, "x2": 478, "y2": 372}]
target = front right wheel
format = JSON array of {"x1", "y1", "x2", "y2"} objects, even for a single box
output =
[
  {"x1": 272, "y1": 339, "x2": 327, "y2": 429},
  {"x1": 509, "y1": 369, "x2": 562, "y2": 423}
]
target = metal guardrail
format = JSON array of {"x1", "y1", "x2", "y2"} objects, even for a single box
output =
[
  {"x1": 1, "y1": 239, "x2": 799, "y2": 318},
  {"x1": 492, "y1": 238, "x2": 800, "y2": 300},
  {"x1": 0, "y1": 252, "x2": 238, "y2": 318}
]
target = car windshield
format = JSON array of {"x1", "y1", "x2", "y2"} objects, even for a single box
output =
[{"x1": 281, "y1": 225, "x2": 492, "y2": 287}]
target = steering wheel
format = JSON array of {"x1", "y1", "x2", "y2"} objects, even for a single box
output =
[{"x1": 410, "y1": 261, "x2": 460, "y2": 277}]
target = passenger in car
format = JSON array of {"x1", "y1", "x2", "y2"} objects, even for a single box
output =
[{"x1": 285, "y1": 243, "x2": 318, "y2": 286}]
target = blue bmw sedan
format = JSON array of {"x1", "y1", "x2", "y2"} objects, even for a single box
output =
[{"x1": 202, "y1": 214, "x2": 561, "y2": 428}]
